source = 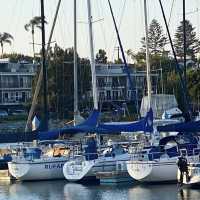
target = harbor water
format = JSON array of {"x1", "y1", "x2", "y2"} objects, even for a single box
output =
[{"x1": 0, "y1": 181, "x2": 199, "y2": 200}]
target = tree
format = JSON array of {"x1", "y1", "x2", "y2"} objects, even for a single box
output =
[
  {"x1": 187, "y1": 69, "x2": 200, "y2": 109},
  {"x1": 25, "y1": 16, "x2": 47, "y2": 58},
  {"x1": 114, "y1": 58, "x2": 123, "y2": 64},
  {"x1": 141, "y1": 19, "x2": 167, "y2": 55},
  {"x1": 174, "y1": 20, "x2": 200, "y2": 60},
  {"x1": 95, "y1": 49, "x2": 107, "y2": 64},
  {"x1": 2, "y1": 53, "x2": 34, "y2": 63},
  {"x1": 45, "y1": 45, "x2": 92, "y2": 119},
  {"x1": 0, "y1": 32, "x2": 13, "y2": 56}
]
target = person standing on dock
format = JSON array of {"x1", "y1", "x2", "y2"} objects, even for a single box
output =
[{"x1": 177, "y1": 154, "x2": 189, "y2": 186}]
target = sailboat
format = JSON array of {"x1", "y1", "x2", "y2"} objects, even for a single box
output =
[
  {"x1": 8, "y1": 0, "x2": 74, "y2": 181},
  {"x1": 62, "y1": 0, "x2": 154, "y2": 183},
  {"x1": 126, "y1": 0, "x2": 200, "y2": 183}
]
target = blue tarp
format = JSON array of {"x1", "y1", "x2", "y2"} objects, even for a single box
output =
[
  {"x1": 94, "y1": 108, "x2": 153, "y2": 134},
  {"x1": 37, "y1": 109, "x2": 100, "y2": 140},
  {"x1": 38, "y1": 108, "x2": 153, "y2": 140},
  {"x1": 157, "y1": 120, "x2": 200, "y2": 133}
]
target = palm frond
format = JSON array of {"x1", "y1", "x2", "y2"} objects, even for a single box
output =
[
  {"x1": 2, "y1": 32, "x2": 13, "y2": 40},
  {"x1": 25, "y1": 16, "x2": 47, "y2": 31},
  {"x1": 24, "y1": 23, "x2": 31, "y2": 31},
  {"x1": 3, "y1": 39, "x2": 12, "y2": 45}
]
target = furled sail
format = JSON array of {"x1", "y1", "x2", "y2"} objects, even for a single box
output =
[
  {"x1": 37, "y1": 109, "x2": 100, "y2": 140},
  {"x1": 157, "y1": 120, "x2": 200, "y2": 133},
  {"x1": 95, "y1": 108, "x2": 153, "y2": 134}
]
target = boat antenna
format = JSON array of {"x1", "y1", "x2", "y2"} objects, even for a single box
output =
[
  {"x1": 158, "y1": 0, "x2": 191, "y2": 121},
  {"x1": 87, "y1": 0, "x2": 98, "y2": 110},
  {"x1": 41, "y1": 0, "x2": 48, "y2": 131},
  {"x1": 144, "y1": 0, "x2": 152, "y2": 110},
  {"x1": 107, "y1": 0, "x2": 135, "y2": 101}
]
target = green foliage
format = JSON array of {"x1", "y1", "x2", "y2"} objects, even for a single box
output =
[
  {"x1": 95, "y1": 49, "x2": 107, "y2": 64},
  {"x1": 24, "y1": 16, "x2": 47, "y2": 58},
  {"x1": 2, "y1": 53, "x2": 34, "y2": 63},
  {"x1": 43, "y1": 44, "x2": 92, "y2": 119},
  {"x1": 114, "y1": 58, "x2": 123, "y2": 64},
  {"x1": 141, "y1": 19, "x2": 167, "y2": 55},
  {"x1": 187, "y1": 69, "x2": 200, "y2": 108},
  {"x1": 0, "y1": 32, "x2": 14, "y2": 56},
  {"x1": 24, "y1": 16, "x2": 47, "y2": 32},
  {"x1": 174, "y1": 20, "x2": 200, "y2": 60}
]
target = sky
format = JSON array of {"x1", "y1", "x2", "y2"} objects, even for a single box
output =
[{"x1": 0, "y1": 0, "x2": 200, "y2": 61}]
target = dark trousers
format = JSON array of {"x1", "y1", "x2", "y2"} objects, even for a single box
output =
[{"x1": 179, "y1": 169, "x2": 189, "y2": 184}]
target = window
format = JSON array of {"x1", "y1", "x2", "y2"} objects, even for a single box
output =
[
  {"x1": 4, "y1": 93, "x2": 8, "y2": 99},
  {"x1": 106, "y1": 90, "x2": 111, "y2": 100},
  {"x1": 20, "y1": 78, "x2": 23, "y2": 87},
  {"x1": 112, "y1": 91, "x2": 119, "y2": 100},
  {"x1": 99, "y1": 91, "x2": 105, "y2": 100},
  {"x1": 112, "y1": 77, "x2": 118, "y2": 87},
  {"x1": 16, "y1": 92, "x2": 19, "y2": 101},
  {"x1": 22, "y1": 92, "x2": 26, "y2": 102},
  {"x1": 97, "y1": 78, "x2": 105, "y2": 87}
]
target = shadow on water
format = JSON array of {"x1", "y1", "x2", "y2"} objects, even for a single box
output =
[{"x1": 0, "y1": 181, "x2": 200, "y2": 200}]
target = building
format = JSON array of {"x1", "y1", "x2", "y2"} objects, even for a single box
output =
[
  {"x1": 0, "y1": 58, "x2": 38, "y2": 109},
  {"x1": 91, "y1": 64, "x2": 159, "y2": 106}
]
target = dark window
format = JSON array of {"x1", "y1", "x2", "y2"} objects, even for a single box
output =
[{"x1": 20, "y1": 78, "x2": 23, "y2": 87}]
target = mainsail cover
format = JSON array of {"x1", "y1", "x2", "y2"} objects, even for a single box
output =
[
  {"x1": 95, "y1": 108, "x2": 153, "y2": 134},
  {"x1": 38, "y1": 108, "x2": 153, "y2": 140},
  {"x1": 157, "y1": 120, "x2": 200, "y2": 132},
  {"x1": 38, "y1": 109, "x2": 100, "y2": 140}
]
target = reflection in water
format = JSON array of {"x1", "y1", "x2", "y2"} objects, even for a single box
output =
[
  {"x1": 178, "y1": 188, "x2": 200, "y2": 200},
  {"x1": 128, "y1": 184, "x2": 178, "y2": 200},
  {"x1": 64, "y1": 183, "x2": 130, "y2": 200},
  {"x1": 8, "y1": 180, "x2": 67, "y2": 200},
  {"x1": 0, "y1": 181, "x2": 199, "y2": 200}
]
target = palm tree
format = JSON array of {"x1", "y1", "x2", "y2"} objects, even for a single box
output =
[
  {"x1": 24, "y1": 16, "x2": 47, "y2": 58},
  {"x1": 0, "y1": 32, "x2": 14, "y2": 57}
]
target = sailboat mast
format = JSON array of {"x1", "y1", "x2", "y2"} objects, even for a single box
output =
[
  {"x1": 87, "y1": 0, "x2": 98, "y2": 110},
  {"x1": 144, "y1": 0, "x2": 152, "y2": 109},
  {"x1": 41, "y1": 0, "x2": 48, "y2": 131},
  {"x1": 183, "y1": 0, "x2": 187, "y2": 97},
  {"x1": 25, "y1": 0, "x2": 61, "y2": 131},
  {"x1": 74, "y1": 0, "x2": 79, "y2": 123}
]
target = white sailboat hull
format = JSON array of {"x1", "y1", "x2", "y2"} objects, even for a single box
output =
[
  {"x1": 63, "y1": 154, "x2": 130, "y2": 182},
  {"x1": 127, "y1": 156, "x2": 198, "y2": 183},
  {"x1": 8, "y1": 157, "x2": 68, "y2": 181},
  {"x1": 127, "y1": 157, "x2": 179, "y2": 182}
]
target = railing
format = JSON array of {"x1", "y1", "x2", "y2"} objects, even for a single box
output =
[{"x1": 128, "y1": 144, "x2": 200, "y2": 163}]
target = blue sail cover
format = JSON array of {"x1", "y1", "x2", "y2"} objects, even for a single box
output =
[
  {"x1": 37, "y1": 129, "x2": 63, "y2": 140},
  {"x1": 38, "y1": 109, "x2": 100, "y2": 140},
  {"x1": 157, "y1": 120, "x2": 200, "y2": 133},
  {"x1": 38, "y1": 108, "x2": 153, "y2": 140},
  {"x1": 94, "y1": 108, "x2": 153, "y2": 134}
]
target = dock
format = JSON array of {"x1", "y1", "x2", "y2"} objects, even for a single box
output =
[
  {"x1": 0, "y1": 170, "x2": 15, "y2": 182},
  {"x1": 96, "y1": 171, "x2": 134, "y2": 184}
]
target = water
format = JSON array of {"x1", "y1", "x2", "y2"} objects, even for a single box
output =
[{"x1": 0, "y1": 181, "x2": 199, "y2": 200}]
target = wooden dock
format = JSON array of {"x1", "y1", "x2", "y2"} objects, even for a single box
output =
[{"x1": 0, "y1": 170, "x2": 15, "y2": 182}]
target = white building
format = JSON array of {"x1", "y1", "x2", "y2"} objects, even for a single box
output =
[
  {"x1": 0, "y1": 58, "x2": 37, "y2": 108},
  {"x1": 93, "y1": 64, "x2": 159, "y2": 104}
]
